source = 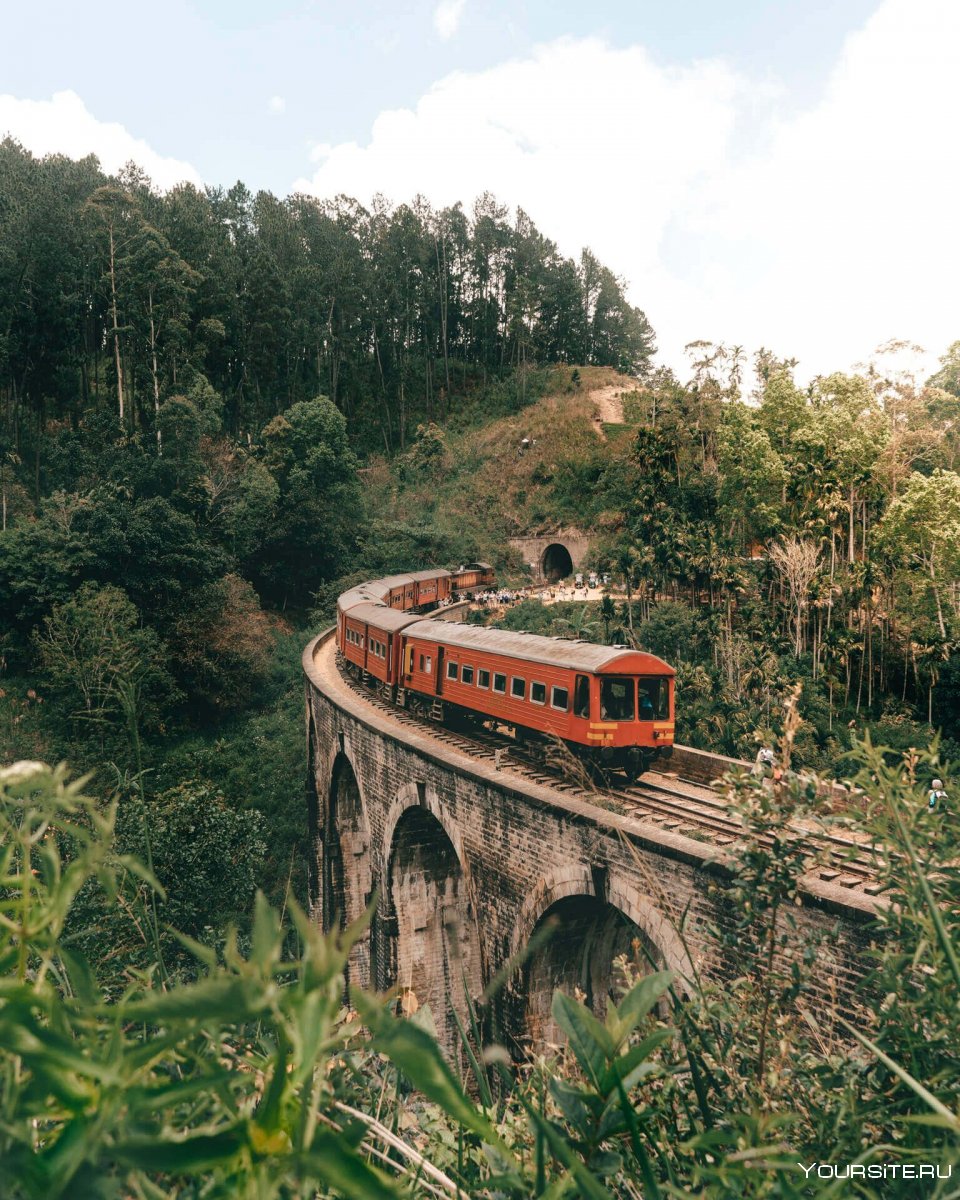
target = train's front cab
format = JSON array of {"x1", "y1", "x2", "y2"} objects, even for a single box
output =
[{"x1": 586, "y1": 652, "x2": 675, "y2": 781}]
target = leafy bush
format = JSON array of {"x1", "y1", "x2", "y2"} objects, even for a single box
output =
[{"x1": 3, "y1": 747, "x2": 960, "y2": 1198}]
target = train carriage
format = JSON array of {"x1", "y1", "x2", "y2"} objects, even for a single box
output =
[
  {"x1": 451, "y1": 562, "x2": 495, "y2": 593},
  {"x1": 340, "y1": 603, "x2": 421, "y2": 686},
  {"x1": 378, "y1": 574, "x2": 417, "y2": 609},
  {"x1": 399, "y1": 620, "x2": 674, "y2": 779},
  {"x1": 334, "y1": 562, "x2": 675, "y2": 780},
  {"x1": 409, "y1": 568, "x2": 452, "y2": 610}
]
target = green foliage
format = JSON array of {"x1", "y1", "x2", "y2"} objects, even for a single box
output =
[
  {"x1": 5, "y1": 747, "x2": 960, "y2": 1195},
  {"x1": 0, "y1": 762, "x2": 400, "y2": 1198},
  {"x1": 116, "y1": 780, "x2": 268, "y2": 940},
  {"x1": 33, "y1": 581, "x2": 175, "y2": 747}
]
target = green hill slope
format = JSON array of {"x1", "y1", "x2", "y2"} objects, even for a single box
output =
[{"x1": 361, "y1": 365, "x2": 641, "y2": 570}]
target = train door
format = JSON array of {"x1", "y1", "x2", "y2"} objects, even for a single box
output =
[
  {"x1": 436, "y1": 647, "x2": 445, "y2": 694},
  {"x1": 574, "y1": 674, "x2": 591, "y2": 720}
]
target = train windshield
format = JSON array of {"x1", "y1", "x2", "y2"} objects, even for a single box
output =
[
  {"x1": 638, "y1": 677, "x2": 670, "y2": 721},
  {"x1": 600, "y1": 677, "x2": 635, "y2": 721}
]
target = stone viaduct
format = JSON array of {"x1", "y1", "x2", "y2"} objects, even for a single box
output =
[{"x1": 304, "y1": 627, "x2": 882, "y2": 1063}]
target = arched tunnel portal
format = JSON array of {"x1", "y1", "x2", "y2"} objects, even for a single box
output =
[
  {"x1": 541, "y1": 542, "x2": 574, "y2": 582},
  {"x1": 385, "y1": 805, "x2": 483, "y2": 1064},
  {"x1": 521, "y1": 894, "x2": 659, "y2": 1046},
  {"x1": 324, "y1": 753, "x2": 372, "y2": 987}
]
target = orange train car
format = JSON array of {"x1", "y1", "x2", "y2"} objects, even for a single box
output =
[
  {"x1": 398, "y1": 620, "x2": 674, "y2": 780},
  {"x1": 450, "y1": 562, "x2": 495, "y2": 593}
]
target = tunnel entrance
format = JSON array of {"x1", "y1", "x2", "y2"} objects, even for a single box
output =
[
  {"x1": 387, "y1": 807, "x2": 483, "y2": 1062},
  {"x1": 523, "y1": 895, "x2": 652, "y2": 1047},
  {"x1": 325, "y1": 754, "x2": 371, "y2": 987},
  {"x1": 541, "y1": 542, "x2": 573, "y2": 582}
]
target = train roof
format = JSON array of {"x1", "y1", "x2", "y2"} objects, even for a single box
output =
[
  {"x1": 402, "y1": 620, "x2": 674, "y2": 675},
  {"x1": 457, "y1": 561, "x2": 493, "y2": 571},
  {"x1": 338, "y1": 585, "x2": 386, "y2": 611},
  {"x1": 339, "y1": 568, "x2": 456, "y2": 615},
  {"x1": 344, "y1": 603, "x2": 423, "y2": 632}
]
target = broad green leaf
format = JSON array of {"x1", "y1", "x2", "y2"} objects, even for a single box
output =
[
  {"x1": 608, "y1": 971, "x2": 673, "y2": 1045},
  {"x1": 300, "y1": 1133, "x2": 402, "y2": 1199},
  {"x1": 124, "y1": 975, "x2": 267, "y2": 1023},
  {"x1": 551, "y1": 990, "x2": 613, "y2": 1085},
  {"x1": 548, "y1": 1075, "x2": 595, "y2": 1132},
  {"x1": 354, "y1": 990, "x2": 501, "y2": 1147},
  {"x1": 600, "y1": 1029, "x2": 671, "y2": 1095},
  {"x1": 113, "y1": 1126, "x2": 248, "y2": 1173}
]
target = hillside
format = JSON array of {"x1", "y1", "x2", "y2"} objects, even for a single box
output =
[{"x1": 362, "y1": 365, "x2": 641, "y2": 568}]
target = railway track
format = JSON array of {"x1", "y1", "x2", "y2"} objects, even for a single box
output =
[{"x1": 337, "y1": 659, "x2": 885, "y2": 899}]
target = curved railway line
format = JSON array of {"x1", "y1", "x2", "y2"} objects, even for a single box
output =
[{"x1": 336, "y1": 650, "x2": 886, "y2": 902}]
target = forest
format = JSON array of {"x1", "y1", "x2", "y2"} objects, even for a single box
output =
[
  {"x1": 2, "y1": 137, "x2": 960, "y2": 1195},
  {"x1": 0, "y1": 136, "x2": 654, "y2": 466}
]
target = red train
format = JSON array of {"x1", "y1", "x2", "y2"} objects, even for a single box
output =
[{"x1": 335, "y1": 564, "x2": 674, "y2": 780}]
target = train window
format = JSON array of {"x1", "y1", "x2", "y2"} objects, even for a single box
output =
[
  {"x1": 639, "y1": 678, "x2": 670, "y2": 720},
  {"x1": 574, "y1": 675, "x2": 591, "y2": 718},
  {"x1": 462, "y1": 665, "x2": 475, "y2": 685},
  {"x1": 419, "y1": 654, "x2": 425, "y2": 671},
  {"x1": 493, "y1": 673, "x2": 506, "y2": 694},
  {"x1": 551, "y1": 686, "x2": 569, "y2": 711},
  {"x1": 425, "y1": 656, "x2": 432, "y2": 673},
  {"x1": 600, "y1": 677, "x2": 635, "y2": 721},
  {"x1": 477, "y1": 669, "x2": 490, "y2": 689},
  {"x1": 530, "y1": 682, "x2": 546, "y2": 705},
  {"x1": 447, "y1": 661, "x2": 459, "y2": 681},
  {"x1": 511, "y1": 677, "x2": 526, "y2": 700}
]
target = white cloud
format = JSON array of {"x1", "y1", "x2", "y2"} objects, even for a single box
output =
[
  {"x1": 433, "y1": 0, "x2": 466, "y2": 41},
  {"x1": 296, "y1": 1, "x2": 960, "y2": 381},
  {"x1": 296, "y1": 37, "x2": 741, "y2": 359},
  {"x1": 268, "y1": 95, "x2": 286, "y2": 115},
  {"x1": 0, "y1": 90, "x2": 202, "y2": 191}
]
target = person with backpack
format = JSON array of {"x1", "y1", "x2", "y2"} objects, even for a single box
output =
[{"x1": 928, "y1": 778, "x2": 947, "y2": 812}]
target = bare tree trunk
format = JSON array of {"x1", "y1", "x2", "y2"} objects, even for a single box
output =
[
  {"x1": 107, "y1": 222, "x2": 125, "y2": 427},
  {"x1": 148, "y1": 288, "x2": 162, "y2": 454}
]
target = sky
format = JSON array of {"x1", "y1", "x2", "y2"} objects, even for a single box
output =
[{"x1": 2, "y1": 0, "x2": 957, "y2": 381}]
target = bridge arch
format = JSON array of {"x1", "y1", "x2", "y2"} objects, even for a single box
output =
[
  {"x1": 381, "y1": 783, "x2": 484, "y2": 1062},
  {"x1": 324, "y1": 750, "x2": 373, "y2": 987},
  {"x1": 541, "y1": 541, "x2": 574, "y2": 582},
  {"x1": 511, "y1": 868, "x2": 690, "y2": 1047}
]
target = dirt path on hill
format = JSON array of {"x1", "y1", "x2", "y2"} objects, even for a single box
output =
[{"x1": 589, "y1": 385, "x2": 627, "y2": 436}]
